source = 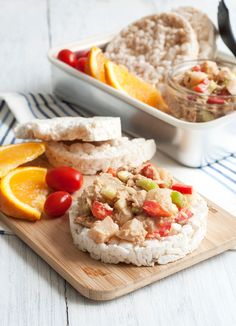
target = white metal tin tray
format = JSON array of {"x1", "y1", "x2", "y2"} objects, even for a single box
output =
[{"x1": 48, "y1": 33, "x2": 236, "y2": 167}]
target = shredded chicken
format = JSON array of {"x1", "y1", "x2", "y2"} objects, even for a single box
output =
[
  {"x1": 88, "y1": 216, "x2": 119, "y2": 244},
  {"x1": 136, "y1": 215, "x2": 157, "y2": 233},
  {"x1": 74, "y1": 215, "x2": 95, "y2": 228},
  {"x1": 117, "y1": 218, "x2": 147, "y2": 244}
]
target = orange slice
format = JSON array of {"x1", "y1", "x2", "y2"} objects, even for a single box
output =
[
  {"x1": 0, "y1": 142, "x2": 45, "y2": 178},
  {"x1": 104, "y1": 61, "x2": 168, "y2": 109},
  {"x1": 0, "y1": 166, "x2": 49, "y2": 221},
  {"x1": 85, "y1": 46, "x2": 108, "y2": 82}
]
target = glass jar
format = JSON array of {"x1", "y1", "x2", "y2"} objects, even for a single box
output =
[{"x1": 164, "y1": 60, "x2": 236, "y2": 122}]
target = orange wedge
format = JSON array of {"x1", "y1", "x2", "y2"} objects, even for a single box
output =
[
  {"x1": 104, "y1": 61, "x2": 168, "y2": 109},
  {"x1": 0, "y1": 166, "x2": 49, "y2": 221},
  {"x1": 85, "y1": 46, "x2": 108, "y2": 82},
  {"x1": 0, "y1": 142, "x2": 45, "y2": 178}
]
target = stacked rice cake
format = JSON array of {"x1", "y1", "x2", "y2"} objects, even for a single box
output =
[{"x1": 14, "y1": 116, "x2": 156, "y2": 175}]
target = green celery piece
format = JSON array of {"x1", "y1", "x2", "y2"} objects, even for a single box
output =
[
  {"x1": 171, "y1": 191, "x2": 186, "y2": 208},
  {"x1": 101, "y1": 185, "x2": 117, "y2": 200},
  {"x1": 136, "y1": 177, "x2": 158, "y2": 191},
  {"x1": 207, "y1": 80, "x2": 217, "y2": 93},
  {"x1": 117, "y1": 170, "x2": 132, "y2": 182}
]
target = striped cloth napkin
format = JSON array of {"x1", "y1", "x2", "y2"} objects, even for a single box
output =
[{"x1": 0, "y1": 92, "x2": 235, "y2": 218}]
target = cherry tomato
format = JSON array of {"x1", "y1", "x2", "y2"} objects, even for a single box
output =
[
  {"x1": 91, "y1": 201, "x2": 113, "y2": 220},
  {"x1": 76, "y1": 57, "x2": 87, "y2": 72},
  {"x1": 57, "y1": 49, "x2": 77, "y2": 68},
  {"x1": 44, "y1": 191, "x2": 72, "y2": 218},
  {"x1": 75, "y1": 50, "x2": 90, "y2": 59},
  {"x1": 142, "y1": 200, "x2": 172, "y2": 218},
  {"x1": 46, "y1": 166, "x2": 83, "y2": 193}
]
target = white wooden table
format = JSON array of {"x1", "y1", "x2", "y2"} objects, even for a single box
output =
[{"x1": 0, "y1": 1, "x2": 236, "y2": 325}]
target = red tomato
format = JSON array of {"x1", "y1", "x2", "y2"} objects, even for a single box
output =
[
  {"x1": 146, "y1": 222, "x2": 172, "y2": 238},
  {"x1": 91, "y1": 201, "x2": 113, "y2": 220},
  {"x1": 207, "y1": 96, "x2": 225, "y2": 105},
  {"x1": 171, "y1": 183, "x2": 193, "y2": 194},
  {"x1": 44, "y1": 191, "x2": 72, "y2": 218},
  {"x1": 75, "y1": 50, "x2": 90, "y2": 59},
  {"x1": 76, "y1": 57, "x2": 87, "y2": 72},
  {"x1": 106, "y1": 167, "x2": 117, "y2": 177},
  {"x1": 46, "y1": 166, "x2": 83, "y2": 194},
  {"x1": 175, "y1": 208, "x2": 193, "y2": 225},
  {"x1": 158, "y1": 222, "x2": 172, "y2": 237},
  {"x1": 140, "y1": 163, "x2": 158, "y2": 180},
  {"x1": 143, "y1": 200, "x2": 172, "y2": 218},
  {"x1": 57, "y1": 49, "x2": 77, "y2": 68},
  {"x1": 192, "y1": 65, "x2": 201, "y2": 72},
  {"x1": 193, "y1": 79, "x2": 209, "y2": 93}
]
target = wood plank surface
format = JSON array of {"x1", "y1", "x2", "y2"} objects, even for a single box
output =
[{"x1": 1, "y1": 196, "x2": 236, "y2": 301}]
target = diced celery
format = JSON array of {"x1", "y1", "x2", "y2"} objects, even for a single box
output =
[
  {"x1": 201, "y1": 110, "x2": 214, "y2": 122},
  {"x1": 136, "y1": 177, "x2": 158, "y2": 191},
  {"x1": 117, "y1": 170, "x2": 132, "y2": 182},
  {"x1": 207, "y1": 80, "x2": 217, "y2": 93},
  {"x1": 101, "y1": 186, "x2": 117, "y2": 200},
  {"x1": 171, "y1": 191, "x2": 186, "y2": 208},
  {"x1": 114, "y1": 198, "x2": 127, "y2": 211}
]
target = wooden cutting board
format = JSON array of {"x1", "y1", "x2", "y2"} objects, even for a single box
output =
[{"x1": 1, "y1": 197, "x2": 236, "y2": 301}]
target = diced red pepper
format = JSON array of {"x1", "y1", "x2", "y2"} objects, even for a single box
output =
[
  {"x1": 175, "y1": 208, "x2": 193, "y2": 225},
  {"x1": 140, "y1": 163, "x2": 158, "y2": 180},
  {"x1": 171, "y1": 183, "x2": 193, "y2": 195},
  {"x1": 193, "y1": 81, "x2": 208, "y2": 93},
  {"x1": 158, "y1": 222, "x2": 172, "y2": 237},
  {"x1": 106, "y1": 167, "x2": 117, "y2": 177},
  {"x1": 143, "y1": 200, "x2": 172, "y2": 218},
  {"x1": 146, "y1": 222, "x2": 172, "y2": 238},
  {"x1": 192, "y1": 65, "x2": 201, "y2": 72},
  {"x1": 91, "y1": 201, "x2": 113, "y2": 220},
  {"x1": 207, "y1": 96, "x2": 225, "y2": 105}
]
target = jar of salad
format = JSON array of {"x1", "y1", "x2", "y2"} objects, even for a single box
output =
[{"x1": 164, "y1": 60, "x2": 236, "y2": 122}]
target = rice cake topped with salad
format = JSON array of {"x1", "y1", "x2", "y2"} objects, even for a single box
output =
[{"x1": 69, "y1": 163, "x2": 208, "y2": 266}]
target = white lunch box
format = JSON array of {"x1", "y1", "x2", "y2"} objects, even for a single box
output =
[{"x1": 48, "y1": 33, "x2": 236, "y2": 168}]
